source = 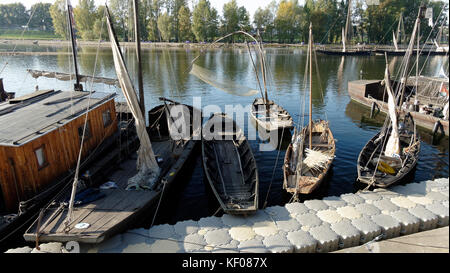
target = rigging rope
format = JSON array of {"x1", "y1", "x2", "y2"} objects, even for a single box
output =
[
  {"x1": 0, "y1": 2, "x2": 38, "y2": 76},
  {"x1": 64, "y1": 8, "x2": 106, "y2": 230}
]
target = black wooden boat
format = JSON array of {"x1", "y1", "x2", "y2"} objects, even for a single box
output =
[
  {"x1": 357, "y1": 113, "x2": 420, "y2": 188},
  {"x1": 374, "y1": 49, "x2": 447, "y2": 56},
  {"x1": 202, "y1": 113, "x2": 259, "y2": 215},
  {"x1": 316, "y1": 49, "x2": 372, "y2": 56}
]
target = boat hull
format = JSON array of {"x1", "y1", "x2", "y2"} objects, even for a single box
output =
[
  {"x1": 202, "y1": 113, "x2": 259, "y2": 215},
  {"x1": 316, "y1": 49, "x2": 372, "y2": 56},
  {"x1": 23, "y1": 102, "x2": 201, "y2": 244},
  {"x1": 250, "y1": 98, "x2": 293, "y2": 132},
  {"x1": 357, "y1": 126, "x2": 420, "y2": 188},
  {"x1": 283, "y1": 120, "x2": 336, "y2": 195},
  {"x1": 348, "y1": 80, "x2": 449, "y2": 136}
]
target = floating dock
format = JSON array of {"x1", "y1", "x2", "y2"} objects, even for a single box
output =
[{"x1": 5, "y1": 177, "x2": 449, "y2": 253}]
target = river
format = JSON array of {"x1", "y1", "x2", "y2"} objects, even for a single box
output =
[{"x1": 0, "y1": 43, "x2": 448, "y2": 228}]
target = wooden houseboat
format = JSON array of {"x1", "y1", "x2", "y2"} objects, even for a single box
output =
[
  {"x1": 347, "y1": 78, "x2": 449, "y2": 136},
  {"x1": 0, "y1": 89, "x2": 117, "y2": 213}
]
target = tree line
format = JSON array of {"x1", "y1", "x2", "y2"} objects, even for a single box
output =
[{"x1": 0, "y1": 0, "x2": 448, "y2": 44}]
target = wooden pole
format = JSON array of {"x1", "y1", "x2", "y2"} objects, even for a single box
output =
[
  {"x1": 343, "y1": 0, "x2": 351, "y2": 52},
  {"x1": 399, "y1": 5, "x2": 425, "y2": 107},
  {"x1": 309, "y1": 23, "x2": 313, "y2": 150},
  {"x1": 66, "y1": 1, "x2": 82, "y2": 91},
  {"x1": 133, "y1": 0, "x2": 145, "y2": 118}
]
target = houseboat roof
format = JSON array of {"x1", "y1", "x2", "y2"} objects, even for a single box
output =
[{"x1": 0, "y1": 89, "x2": 115, "y2": 147}]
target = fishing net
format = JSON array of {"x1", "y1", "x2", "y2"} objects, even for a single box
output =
[
  {"x1": 303, "y1": 148, "x2": 334, "y2": 171},
  {"x1": 27, "y1": 69, "x2": 120, "y2": 87},
  {"x1": 189, "y1": 63, "x2": 259, "y2": 96}
]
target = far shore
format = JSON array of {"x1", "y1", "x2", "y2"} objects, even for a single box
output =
[
  {"x1": 1, "y1": 38, "x2": 308, "y2": 48},
  {"x1": 0, "y1": 38, "x2": 399, "y2": 50}
]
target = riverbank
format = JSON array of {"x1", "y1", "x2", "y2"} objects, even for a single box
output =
[
  {"x1": 5, "y1": 177, "x2": 448, "y2": 253},
  {"x1": 0, "y1": 38, "x2": 308, "y2": 49}
]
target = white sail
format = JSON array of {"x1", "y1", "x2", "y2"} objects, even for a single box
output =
[
  {"x1": 384, "y1": 65, "x2": 401, "y2": 158},
  {"x1": 342, "y1": 27, "x2": 346, "y2": 52},
  {"x1": 106, "y1": 8, "x2": 160, "y2": 190},
  {"x1": 393, "y1": 31, "x2": 399, "y2": 51}
]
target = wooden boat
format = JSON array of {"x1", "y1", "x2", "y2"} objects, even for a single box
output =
[
  {"x1": 251, "y1": 97, "x2": 293, "y2": 132},
  {"x1": 202, "y1": 113, "x2": 258, "y2": 215},
  {"x1": 189, "y1": 30, "x2": 293, "y2": 133},
  {"x1": 374, "y1": 48, "x2": 447, "y2": 56},
  {"x1": 284, "y1": 121, "x2": 336, "y2": 194},
  {"x1": 357, "y1": 113, "x2": 420, "y2": 188},
  {"x1": 23, "y1": 2, "x2": 200, "y2": 244},
  {"x1": 356, "y1": 6, "x2": 425, "y2": 188},
  {"x1": 0, "y1": 1, "x2": 124, "y2": 248},
  {"x1": 348, "y1": 78, "x2": 449, "y2": 136},
  {"x1": 316, "y1": 48, "x2": 372, "y2": 56},
  {"x1": 316, "y1": 0, "x2": 371, "y2": 56},
  {"x1": 0, "y1": 79, "x2": 15, "y2": 102},
  {"x1": 0, "y1": 91, "x2": 130, "y2": 250},
  {"x1": 283, "y1": 24, "x2": 336, "y2": 196},
  {"x1": 23, "y1": 100, "x2": 199, "y2": 243},
  {"x1": 348, "y1": 5, "x2": 449, "y2": 137}
]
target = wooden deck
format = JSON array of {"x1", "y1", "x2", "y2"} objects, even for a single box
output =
[{"x1": 23, "y1": 140, "x2": 192, "y2": 244}]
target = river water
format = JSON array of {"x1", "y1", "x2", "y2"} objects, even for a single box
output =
[{"x1": 0, "y1": 43, "x2": 448, "y2": 227}]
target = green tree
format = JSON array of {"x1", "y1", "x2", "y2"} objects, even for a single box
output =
[
  {"x1": 50, "y1": 0, "x2": 68, "y2": 39},
  {"x1": 108, "y1": 0, "x2": 129, "y2": 41},
  {"x1": 29, "y1": 3, "x2": 53, "y2": 31},
  {"x1": 93, "y1": 5, "x2": 109, "y2": 40},
  {"x1": 222, "y1": 0, "x2": 239, "y2": 36},
  {"x1": 275, "y1": 0, "x2": 301, "y2": 43},
  {"x1": 178, "y1": 5, "x2": 192, "y2": 42},
  {"x1": 158, "y1": 12, "x2": 173, "y2": 41},
  {"x1": 0, "y1": 3, "x2": 28, "y2": 28},
  {"x1": 222, "y1": 0, "x2": 251, "y2": 41},
  {"x1": 167, "y1": 0, "x2": 187, "y2": 42},
  {"x1": 253, "y1": 3, "x2": 276, "y2": 42},
  {"x1": 147, "y1": 0, "x2": 164, "y2": 41},
  {"x1": 192, "y1": 0, "x2": 218, "y2": 42},
  {"x1": 73, "y1": 0, "x2": 97, "y2": 40}
]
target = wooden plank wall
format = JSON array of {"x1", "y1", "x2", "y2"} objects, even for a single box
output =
[{"x1": 0, "y1": 99, "x2": 118, "y2": 212}]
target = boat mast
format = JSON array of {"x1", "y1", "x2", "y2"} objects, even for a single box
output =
[
  {"x1": 343, "y1": 0, "x2": 352, "y2": 53},
  {"x1": 256, "y1": 30, "x2": 269, "y2": 113},
  {"x1": 396, "y1": 13, "x2": 404, "y2": 45},
  {"x1": 133, "y1": 0, "x2": 145, "y2": 117},
  {"x1": 309, "y1": 23, "x2": 313, "y2": 149},
  {"x1": 66, "y1": 0, "x2": 82, "y2": 91},
  {"x1": 398, "y1": 4, "x2": 426, "y2": 107}
]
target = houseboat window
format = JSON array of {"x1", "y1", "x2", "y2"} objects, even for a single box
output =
[
  {"x1": 78, "y1": 121, "x2": 92, "y2": 142},
  {"x1": 34, "y1": 146, "x2": 48, "y2": 169},
  {"x1": 102, "y1": 109, "x2": 112, "y2": 127}
]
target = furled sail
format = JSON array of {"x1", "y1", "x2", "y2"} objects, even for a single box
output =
[
  {"x1": 384, "y1": 65, "x2": 401, "y2": 158},
  {"x1": 341, "y1": 28, "x2": 346, "y2": 52},
  {"x1": 106, "y1": 6, "x2": 160, "y2": 190},
  {"x1": 393, "y1": 31, "x2": 399, "y2": 51},
  {"x1": 190, "y1": 63, "x2": 258, "y2": 96},
  {"x1": 27, "y1": 69, "x2": 119, "y2": 87}
]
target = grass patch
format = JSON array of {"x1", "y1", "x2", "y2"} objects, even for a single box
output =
[{"x1": 0, "y1": 29, "x2": 60, "y2": 40}]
